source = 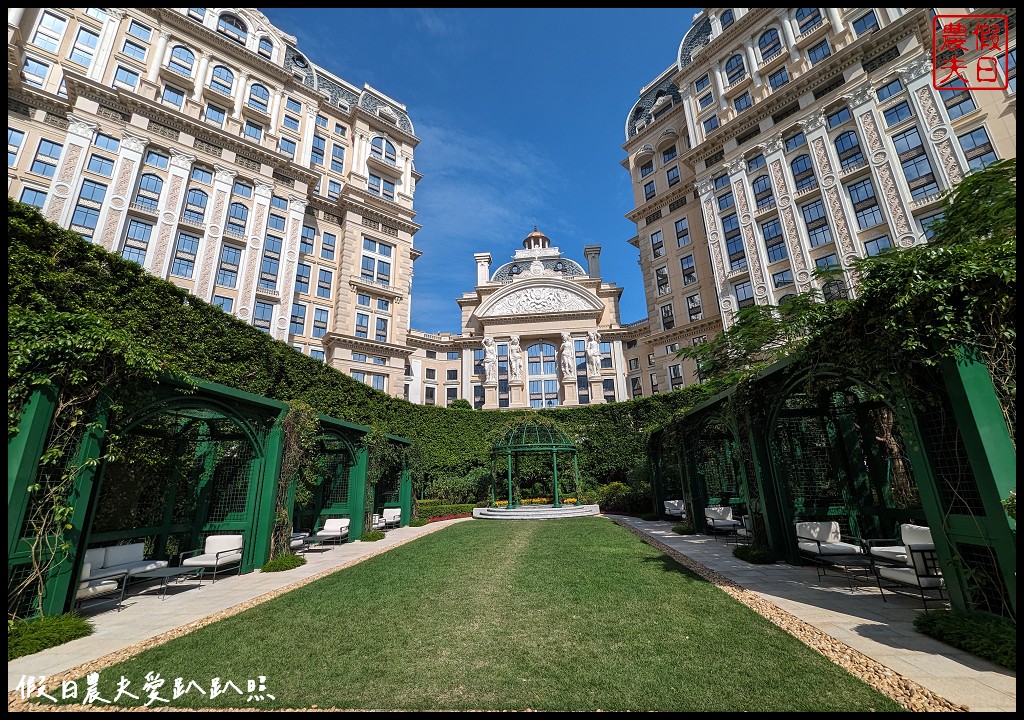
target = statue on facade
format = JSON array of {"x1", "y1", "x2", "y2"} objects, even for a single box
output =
[
  {"x1": 586, "y1": 331, "x2": 602, "y2": 377},
  {"x1": 482, "y1": 336, "x2": 498, "y2": 384},
  {"x1": 508, "y1": 335, "x2": 523, "y2": 382},
  {"x1": 560, "y1": 332, "x2": 575, "y2": 379}
]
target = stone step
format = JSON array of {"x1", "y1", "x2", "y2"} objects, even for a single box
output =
[{"x1": 472, "y1": 504, "x2": 601, "y2": 520}]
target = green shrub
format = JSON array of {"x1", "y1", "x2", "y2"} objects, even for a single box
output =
[
  {"x1": 9, "y1": 613, "x2": 94, "y2": 661},
  {"x1": 408, "y1": 518, "x2": 428, "y2": 527},
  {"x1": 417, "y1": 503, "x2": 475, "y2": 519},
  {"x1": 261, "y1": 554, "x2": 307, "y2": 572},
  {"x1": 416, "y1": 498, "x2": 442, "y2": 507},
  {"x1": 732, "y1": 544, "x2": 775, "y2": 564},
  {"x1": 672, "y1": 522, "x2": 697, "y2": 535},
  {"x1": 361, "y1": 530, "x2": 386, "y2": 542},
  {"x1": 640, "y1": 512, "x2": 659, "y2": 521},
  {"x1": 914, "y1": 609, "x2": 1016, "y2": 671}
]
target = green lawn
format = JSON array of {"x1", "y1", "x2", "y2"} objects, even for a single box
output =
[{"x1": 51, "y1": 518, "x2": 904, "y2": 711}]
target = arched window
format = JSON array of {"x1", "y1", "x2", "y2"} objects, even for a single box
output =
[
  {"x1": 751, "y1": 174, "x2": 774, "y2": 209},
  {"x1": 227, "y1": 201, "x2": 248, "y2": 234},
  {"x1": 526, "y1": 342, "x2": 559, "y2": 409},
  {"x1": 795, "y1": 8, "x2": 822, "y2": 35},
  {"x1": 210, "y1": 65, "x2": 233, "y2": 95},
  {"x1": 720, "y1": 9, "x2": 735, "y2": 30},
  {"x1": 758, "y1": 29, "x2": 781, "y2": 60},
  {"x1": 834, "y1": 130, "x2": 864, "y2": 170},
  {"x1": 791, "y1": 154, "x2": 816, "y2": 191},
  {"x1": 725, "y1": 53, "x2": 746, "y2": 85},
  {"x1": 247, "y1": 83, "x2": 269, "y2": 113},
  {"x1": 370, "y1": 136, "x2": 397, "y2": 164},
  {"x1": 258, "y1": 37, "x2": 273, "y2": 59},
  {"x1": 168, "y1": 45, "x2": 195, "y2": 77},
  {"x1": 217, "y1": 14, "x2": 247, "y2": 44},
  {"x1": 183, "y1": 188, "x2": 208, "y2": 223},
  {"x1": 134, "y1": 173, "x2": 163, "y2": 210}
]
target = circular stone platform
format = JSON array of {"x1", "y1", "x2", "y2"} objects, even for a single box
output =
[{"x1": 472, "y1": 504, "x2": 601, "y2": 520}]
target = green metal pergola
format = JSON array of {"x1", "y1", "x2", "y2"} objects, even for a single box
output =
[{"x1": 490, "y1": 423, "x2": 580, "y2": 508}]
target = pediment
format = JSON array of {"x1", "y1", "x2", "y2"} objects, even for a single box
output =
[{"x1": 477, "y1": 278, "x2": 603, "y2": 318}]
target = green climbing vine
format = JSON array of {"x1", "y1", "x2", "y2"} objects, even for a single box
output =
[{"x1": 270, "y1": 401, "x2": 321, "y2": 559}]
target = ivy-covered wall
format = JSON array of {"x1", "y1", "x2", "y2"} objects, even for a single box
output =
[{"x1": 8, "y1": 199, "x2": 725, "y2": 496}]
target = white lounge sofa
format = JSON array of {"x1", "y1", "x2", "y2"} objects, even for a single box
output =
[
  {"x1": 75, "y1": 562, "x2": 128, "y2": 611},
  {"x1": 83, "y1": 542, "x2": 168, "y2": 581},
  {"x1": 663, "y1": 499, "x2": 685, "y2": 520},
  {"x1": 705, "y1": 506, "x2": 742, "y2": 539},
  {"x1": 866, "y1": 524, "x2": 946, "y2": 607},
  {"x1": 795, "y1": 520, "x2": 865, "y2": 584},
  {"x1": 180, "y1": 534, "x2": 244, "y2": 583},
  {"x1": 382, "y1": 507, "x2": 401, "y2": 529},
  {"x1": 308, "y1": 518, "x2": 349, "y2": 547}
]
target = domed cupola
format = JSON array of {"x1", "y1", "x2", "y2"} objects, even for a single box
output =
[{"x1": 522, "y1": 226, "x2": 551, "y2": 251}]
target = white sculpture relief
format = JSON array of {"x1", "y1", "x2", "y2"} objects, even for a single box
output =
[
  {"x1": 508, "y1": 335, "x2": 523, "y2": 382},
  {"x1": 560, "y1": 333, "x2": 575, "y2": 378},
  {"x1": 585, "y1": 331, "x2": 602, "y2": 378},
  {"x1": 484, "y1": 287, "x2": 591, "y2": 316},
  {"x1": 482, "y1": 336, "x2": 497, "y2": 384}
]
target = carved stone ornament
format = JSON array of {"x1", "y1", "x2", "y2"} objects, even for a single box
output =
[
  {"x1": 66, "y1": 116, "x2": 98, "y2": 140},
  {"x1": 762, "y1": 135, "x2": 784, "y2": 156},
  {"x1": 214, "y1": 165, "x2": 237, "y2": 184},
  {"x1": 482, "y1": 287, "x2": 594, "y2": 316},
  {"x1": 170, "y1": 150, "x2": 197, "y2": 170},
  {"x1": 695, "y1": 178, "x2": 715, "y2": 196},
  {"x1": 725, "y1": 158, "x2": 746, "y2": 176},
  {"x1": 843, "y1": 84, "x2": 875, "y2": 108},
  {"x1": 120, "y1": 132, "x2": 149, "y2": 154},
  {"x1": 800, "y1": 109, "x2": 828, "y2": 133},
  {"x1": 896, "y1": 57, "x2": 932, "y2": 83},
  {"x1": 254, "y1": 180, "x2": 275, "y2": 198}
]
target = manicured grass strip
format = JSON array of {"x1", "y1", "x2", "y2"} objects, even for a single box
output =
[{"x1": 51, "y1": 518, "x2": 904, "y2": 711}]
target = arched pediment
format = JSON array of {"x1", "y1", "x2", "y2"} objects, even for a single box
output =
[{"x1": 477, "y1": 278, "x2": 603, "y2": 318}]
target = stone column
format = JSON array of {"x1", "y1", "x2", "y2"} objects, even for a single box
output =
[
  {"x1": 48, "y1": 115, "x2": 96, "y2": 226},
  {"x1": 148, "y1": 31, "x2": 170, "y2": 83},
  {"x1": 191, "y1": 53, "x2": 212, "y2": 102},
  {"x1": 760, "y1": 134, "x2": 814, "y2": 293},
  {"x1": 237, "y1": 180, "x2": 275, "y2": 323},
  {"x1": 474, "y1": 252, "x2": 491, "y2": 285},
  {"x1": 150, "y1": 150, "x2": 195, "y2": 277},
  {"x1": 95, "y1": 131, "x2": 148, "y2": 253},
  {"x1": 193, "y1": 165, "x2": 236, "y2": 302},
  {"x1": 724, "y1": 157, "x2": 770, "y2": 307},
  {"x1": 273, "y1": 195, "x2": 308, "y2": 341},
  {"x1": 695, "y1": 176, "x2": 731, "y2": 326}
]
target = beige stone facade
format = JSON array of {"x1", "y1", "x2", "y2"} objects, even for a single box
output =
[{"x1": 621, "y1": 7, "x2": 1017, "y2": 398}]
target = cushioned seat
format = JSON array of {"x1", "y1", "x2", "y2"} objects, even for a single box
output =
[
  {"x1": 180, "y1": 534, "x2": 244, "y2": 583},
  {"x1": 308, "y1": 518, "x2": 349, "y2": 547},
  {"x1": 664, "y1": 499, "x2": 685, "y2": 519},
  {"x1": 382, "y1": 507, "x2": 401, "y2": 529},
  {"x1": 795, "y1": 521, "x2": 864, "y2": 586},
  {"x1": 705, "y1": 506, "x2": 742, "y2": 540},
  {"x1": 75, "y1": 562, "x2": 127, "y2": 611},
  {"x1": 84, "y1": 543, "x2": 168, "y2": 581}
]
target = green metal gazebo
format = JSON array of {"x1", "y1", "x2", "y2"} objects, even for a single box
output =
[{"x1": 490, "y1": 423, "x2": 580, "y2": 508}]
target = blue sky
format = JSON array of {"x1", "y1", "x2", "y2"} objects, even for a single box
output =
[{"x1": 260, "y1": 8, "x2": 700, "y2": 334}]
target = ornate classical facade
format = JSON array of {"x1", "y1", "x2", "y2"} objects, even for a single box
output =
[
  {"x1": 620, "y1": 7, "x2": 1016, "y2": 398},
  {"x1": 405, "y1": 228, "x2": 629, "y2": 408}
]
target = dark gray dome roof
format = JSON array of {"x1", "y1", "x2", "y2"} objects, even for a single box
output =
[
  {"x1": 678, "y1": 14, "x2": 712, "y2": 69},
  {"x1": 490, "y1": 258, "x2": 586, "y2": 283}
]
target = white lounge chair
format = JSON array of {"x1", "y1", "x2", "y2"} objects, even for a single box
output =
[
  {"x1": 663, "y1": 499, "x2": 685, "y2": 520},
  {"x1": 704, "y1": 506, "x2": 742, "y2": 540},
  {"x1": 371, "y1": 513, "x2": 386, "y2": 531},
  {"x1": 75, "y1": 563, "x2": 127, "y2": 612},
  {"x1": 308, "y1": 518, "x2": 350, "y2": 547},
  {"x1": 180, "y1": 534, "x2": 244, "y2": 583},
  {"x1": 382, "y1": 507, "x2": 401, "y2": 529}
]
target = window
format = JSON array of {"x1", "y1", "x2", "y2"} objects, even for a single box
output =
[
  {"x1": 650, "y1": 230, "x2": 664, "y2": 258},
  {"x1": 170, "y1": 231, "x2": 200, "y2": 278},
  {"x1": 853, "y1": 10, "x2": 879, "y2": 36},
  {"x1": 698, "y1": 91, "x2": 715, "y2": 111},
  {"x1": 893, "y1": 127, "x2": 939, "y2": 200},
  {"x1": 331, "y1": 144, "x2": 345, "y2": 173},
  {"x1": 734, "y1": 91, "x2": 752, "y2": 112},
  {"x1": 759, "y1": 28, "x2": 782, "y2": 60},
  {"x1": 655, "y1": 266, "x2": 670, "y2": 296},
  {"x1": 720, "y1": 9, "x2": 735, "y2": 29},
  {"x1": 279, "y1": 137, "x2": 296, "y2": 159},
  {"x1": 226, "y1": 202, "x2": 248, "y2": 235},
  {"x1": 1002, "y1": 48, "x2": 1016, "y2": 92},
  {"x1": 247, "y1": 84, "x2": 270, "y2": 112},
  {"x1": 161, "y1": 84, "x2": 185, "y2": 109},
  {"x1": 639, "y1": 160, "x2": 653, "y2": 178},
  {"x1": 958, "y1": 127, "x2": 998, "y2": 171},
  {"x1": 717, "y1": 188, "x2": 734, "y2": 211},
  {"x1": 293, "y1": 263, "x2": 310, "y2": 293},
  {"x1": 361, "y1": 237, "x2": 393, "y2": 285},
  {"x1": 662, "y1": 145, "x2": 677, "y2": 164},
  {"x1": 643, "y1": 180, "x2": 656, "y2": 201},
  {"x1": 695, "y1": 74, "x2": 711, "y2": 93},
  {"x1": 22, "y1": 56, "x2": 50, "y2": 88},
  {"x1": 327, "y1": 180, "x2": 341, "y2": 199},
  {"x1": 31, "y1": 11, "x2": 67, "y2": 52},
  {"x1": 93, "y1": 134, "x2": 119, "y2": 153},
  {"x1": 182, "y1": 188, "x2": 208, "y2": 223},
  {"x1": 702, "y1": 115, "x2": 719, "y2": 133},
  {"x1": 87, "y1": 154, "x2": 114, "y2": 177},
  {"x1": 312, "y1": 308, "x2": 329, "y2": 339},
  {"x1": 168, "y1": 45, "x2": 195, "y2": 77},
  {"x1": 145, "y1": 150, "x2": 168, "y2": 169},
  {"x1": 796, "y1": 7, "x2": 822, "y2": 34},
  {"x1": 206, "y1": 65, "x2": 232, "y2": 96},
  {"x1": 752, "y1": 174, "x2": 774, "y2": 209},
  {"x1": 311, "y1": 134, "x2": 326, "y2": 167},
  {"x1": 335, "y1": 123, "x2": 347, "y2": 137},
  {"x1": 371, "y1": 136, "x2": 397, "y2": 164},
  {"x1": 446, "y1": 369, "x2": 458, "y2": 382},
  {"x1": 747, "y1": 153, "x2": 766, "y2": 172},
  {"x1": 8, "y1": 128, "x2": 25, "y2": 167},
  {"x1": 121, "y1": 219, "x2": 152, "y2": 265},
  {"x1": 424, "y1": 387, "x2": 436, "y2": 405},
  {"x1": 310, "y1": 348, "x2": 325, "y2": 362},
  {"x1": 290, "y1": 303, "x2": 307, "y2": 336},
  {"x1": 827, "y1": 106, "x2": 851, "y2": 129},
  {"x1": 217, "y1": 14, "x2": 248, "y2": 44},
  {"x1": 368, "y1": 173, "x2": 396, "y2": 200},
  {"x1": 864, "y1": 235, "x2": 893, "y2": 256},
  {"x1": 680, "y1": 254, "x2": 697, "y2": 285},
  {"x1": 133, "y1": 173, "x2": 162, "y2": 210},
  {"x1": 259, "y1": 235, "x2": 281, "y2": 290},
  {"x1": 217, "y1": 244, "x2": 242, "y2": 288},
  {"x1": 876, "y1": 78, "x2": 903, "y2": 102},
  {"x1": 213, "y1": 295, "x2": 233, "y2": 313},
  {"x1": 791, "y1": 154, "x2": 816, "y2": 191},
  {"x1": 846, "y1": 178, "x2": 883, "y2": 229},
  {"x1": 253, "y1": 301, "x2": 273, "y2": 332},
  {"x1": 735, "y1": 280, "x2": 755, "y2": 308},
  {"x1": 835, "y1": 130, "x2": 864, "y2": 170},
  {"x1": 317, "y1": 269, "x2": 332, "y2": 299},
  {"x1": 648, "y1": 353, "x2": 656, "y2": 367},
  {"x1": 188, "y1": 8, "x2": 205, "y2": 21},
  {"x1": 70, "y1": 27, "x2": 100, "y2": 67},
  {"x1": 883, "y1": 101, "x2": 913, "y2": 127},
  {"x1": 127, "y1": 20, "x2": 152, "y2": 43},
  {"x1": 725, "y1": 54, "x2": 746, "y2": 85},
  {"x1": 258, "y1": 37, "x2": 273, "y2": 59},
  {"x1": 938, "y1": 78, "x2": 977, "y2": 120},
  {"x1": 204, "y1": 103, "x2": 226, "y2": 126},
  {"x1": 919, "y1": 212, "x2": 944, "y2": 240},
  {"x1": 801, "y1": 198, "x2": 835, "y2": 247},
  {"x1": 321, "y1": 232, "x2": 336, "y2": 260},
  {"x1": 355, "y1": 312, "x2": 369, "y2": 338},
  {"x1": 772, "y1": 268, "x2": 794, "y2": 289},
  {"x1": 762, "y1": 218, "x2": 788, "y2": 263},
  {"x1": 815, "y1": 253, "x2": 839, "y2": 270},
  {"x1": 19, "y1": 187, "x2": 47, "y2": 208},
  {"x1": 649, "y1": 373, "x2": 660, "y2": 394},
  {"x1": 808, "y1": 38, "x2": 831, "y2": 64},
  {"x1": 675, "y1": 218, "x2": 691, "y2": 247},
  {"x1": 282, "y1": 114, "x2": 300, "y2": 132},
  {"x1": 768, "y1": 67, "x2": 789, "y2": 90},
  {"x1": 630, "y1": 376, "x2": 643, "y2": 398},
  {"x1": 784, "y1": 131, "x2": 806, "y2": 153},
  {"x1": 660, "y1": 303, "x2": 675, "y2": 331},
  {"x1": 31, "y1": 139, "x2": 63, "y2": 178},
  {"x1": 722, "y1": 212, "x2": 746, "y2": 271},
  {"x1": 714, "y1": 173, "x2": 730, "y2": 191}
]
